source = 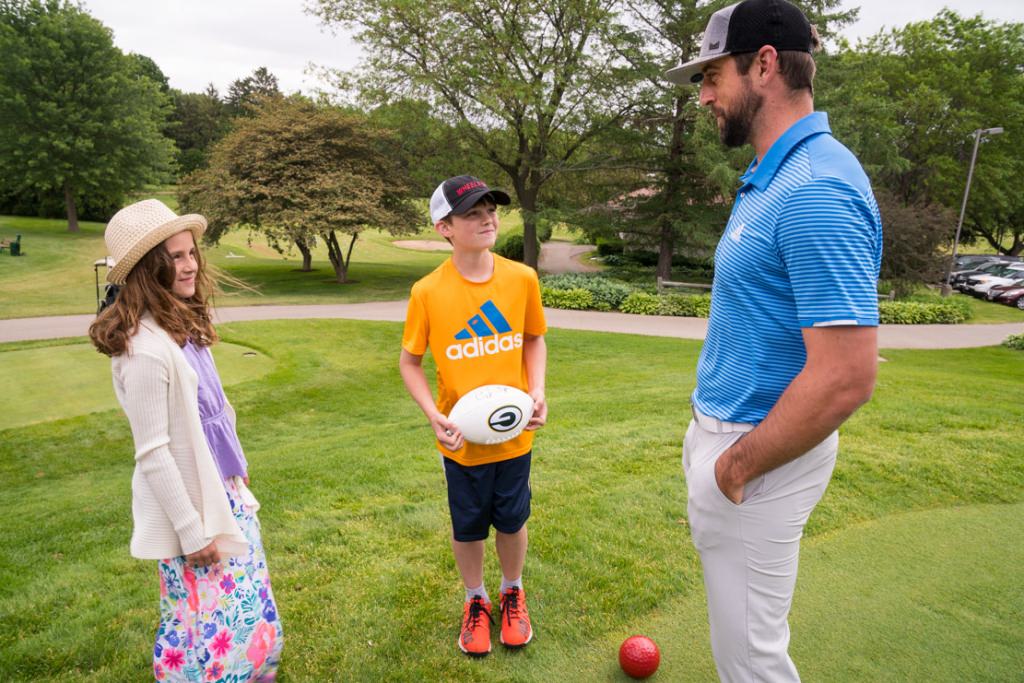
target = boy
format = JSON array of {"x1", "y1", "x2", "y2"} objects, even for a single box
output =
[{"x1": 399, "y1": 175, "x2": 548, "y2": 657}]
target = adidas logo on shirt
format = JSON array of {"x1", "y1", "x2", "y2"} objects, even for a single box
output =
[{"x1": 445, "y1": 300, "x2": 523, "y2": 360}]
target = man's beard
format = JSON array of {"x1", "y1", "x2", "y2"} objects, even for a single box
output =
[{"x1": 716, "y1": 86, "x2": 763, "y2": 148}]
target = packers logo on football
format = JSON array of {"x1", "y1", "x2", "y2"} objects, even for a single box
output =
[{"x1": 488, "y1": 405, "x2": 524, "y2": 433}]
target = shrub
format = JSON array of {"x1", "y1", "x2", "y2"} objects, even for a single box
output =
[
  {"x1": 596, "y1": 237, "x2": 625, "y2": 256},
  {"x1": 619, "y1": 291, "x2": 661, "y2": 315},
  {"x1": 541, "y1": 287, "x2": 593, "y2": 310},
  {"x1": 495, "y1": 233, "x2": 539, "y2": 262},
  {"x1": 672, "y1": 253, "x2": 716, "y2": 276},
  {"x1": 624, "y1": 249, "x2": 659, "y2": 267},
  {"x1": 1003, "y1": 333, "x2": 1024, "y2": 351},
  {"x1": 536, "y1": 218, "x2": 553, "y2": 243},
  {"x1": 878, "y1": 300, "x2": 970, "y2": 324},
  {"x1": 540, "y1": 273, "x2": 635, "y2": 309},
  {"x1": 657, "y1": 293, "x2": 712, "y2": 317},
  {"x1": 875, "y1": 188, "x2": 952, "y2": 290}
]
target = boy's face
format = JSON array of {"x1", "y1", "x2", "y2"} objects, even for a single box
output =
[{"x1": 436, "y1": 199, "x2": 499, "y2": 251}]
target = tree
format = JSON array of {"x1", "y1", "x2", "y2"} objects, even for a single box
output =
[
  {"x1": 311, "y1": 0, "x2": 646, "y2": 269},
  {"x1": 874, "y1": 188, "x2": 954, "y2": 294},
  {"x1": 616, "y1": 0, "x2": 858, "y2": 279},
  {"x1": 0, "y1": 0, "x2": 174, "y2": 231},
  {"x1": 831, "y1": 12, "x2": 1024, "y2": 255},
  {"x1": 168, "y1": 85, "x2": 231, "y2": 175},
  {"x1": 365, "y1": 98, "x2": 480, "y2": 197},
  {"x1": 226, "y1": 66, "x2": 282, "y2": 116},
  {"x1": 178, "y1": 97, "x2": 420, "y2": 282},
  {"x1": 128, "y1": 52, "x2": 170, "y2": 93}
]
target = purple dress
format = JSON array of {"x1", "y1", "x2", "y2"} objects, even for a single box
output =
[
  {"x1": 149, "y1": 341, "x2": 282, "y2": 682},
  {"x1": 181, "y1": 341, "x2": 248, "y2": 482}
]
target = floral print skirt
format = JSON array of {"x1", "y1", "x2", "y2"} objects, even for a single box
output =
[{"x1": 153, "y1": 478, "x2": 283, "y2": 682}]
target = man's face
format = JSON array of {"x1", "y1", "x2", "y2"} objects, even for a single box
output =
[{"x1": 698, "y1": 56, "x2": 763, "y2": 148}]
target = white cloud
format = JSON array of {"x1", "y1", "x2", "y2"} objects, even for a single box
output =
[
  {"x1": 82, "y1": 0, "x2": 361, "y2": 94},
  {"x1": 81, "y1": 0, "x2": 1024, "y2": 96},
  {"x1": 840, "y1": 0, "x2": 1024, "y2": 44}
]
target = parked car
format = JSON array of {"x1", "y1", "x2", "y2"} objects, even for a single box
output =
[
  {"x1": 985, "y1": 278, "x2": 1024, "y2": 300},
  {"x1": 953, "y1": 254, "x2": 1014, "y2": 271},
  {"x1": 991, "y1": 281, "x2": 1024, "y2": 310},
  {"x1": 958, "y1": 263, "x2": 1024, "y2": 293},
  {"x1": 965, "y1": 267, "x2": 1024, "y2": 297},
  {"x1": 951, "y1": 260, "x2": 1012, "y2": 287}
]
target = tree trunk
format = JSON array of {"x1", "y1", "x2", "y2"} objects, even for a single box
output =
[
  {"x1": 657, "y1": 93, "x2": 691, "y2": 281},
  {"x1": 324, "y1": 230, "x2": 358, "y2": 283},
  {"x1": 978, "y1": 225, "x2": 1023, "y2": 256},
  {"x1": 518, "y1": 189, "x2": 540, "y2": 271},
  {"x1": 295, "y1": 238, "x2": 313, "y2": 271},
  {"x1": 64, "y1": 183, "x2": 80, "y2": 233},
  {"x1": 656, "y1": 220, "x2": 674, "y2": 281}
]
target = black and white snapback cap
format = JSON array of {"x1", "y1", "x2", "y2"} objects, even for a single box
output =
[
  {"x1": 665, "y1": 0, "x2": 813, "y2": 85},
  {"x1": 429, "y1": 175, "x2": 511, "y2": 223}
]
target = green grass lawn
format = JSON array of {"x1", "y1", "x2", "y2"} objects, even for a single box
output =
[
  {"x1": 0, "y1": 214, "x2": 452, "y2": 318},
  {"x1": 0, "y1": 208, "x2": 588, "y2": 320},
  {"x1": 0, "y1": 340, "x2": 274, "y2": 431},
  {"x1": 6, "y1": 212, "x2": 1022, "y2": 324},
  {"x1": 957, "y1": 292, "x2": 1024, "y2": 323},
  {"x1": 0, "y1": 322, "x2": 1021, "y2": 681}
]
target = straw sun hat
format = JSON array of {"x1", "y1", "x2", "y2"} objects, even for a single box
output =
[{"x1": 104, "y1": 199, "x2": 207, "y2": 285}]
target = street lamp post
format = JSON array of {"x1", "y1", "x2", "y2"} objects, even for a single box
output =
[{"x1": 942, "y1": 126, "x2": 1004, "y2": 295}]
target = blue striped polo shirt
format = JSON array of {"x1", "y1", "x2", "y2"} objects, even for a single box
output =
[{"x1": 693, "y1": 112, "x2": 882, "y2": 425}]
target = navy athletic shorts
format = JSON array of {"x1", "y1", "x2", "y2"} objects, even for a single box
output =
[{"x1": 442, "y1": 451, "x2": 532, "y2": 542}]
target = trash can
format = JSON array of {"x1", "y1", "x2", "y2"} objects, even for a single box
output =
[{"x1": 9, "y1": 235, "x2": 20, "y2": 256}]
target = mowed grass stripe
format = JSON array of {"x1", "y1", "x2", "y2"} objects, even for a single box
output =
[
  {"x1": 537, "y1": 503, "x2": 1024, "y2": 682},
  {"x1": 0, "y1": 342, "x2": 274, "y2": 430}
]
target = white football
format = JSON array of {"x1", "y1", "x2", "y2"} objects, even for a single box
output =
[{"x1": 447, "y1": 384, "x2": 535, "y2": 445}]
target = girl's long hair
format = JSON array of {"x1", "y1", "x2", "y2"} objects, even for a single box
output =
[{"x1": 89, "y1": 235, "x2": 218, "y2": 356}]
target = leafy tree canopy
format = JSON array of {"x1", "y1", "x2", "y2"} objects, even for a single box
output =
[
  {"x1": 128, "y1": 52, "x2": 170, "y2": 92},
  {"x1": 168, "y1": 86, "x2": 231, "y2": 175},
  {"x1": 608, "y1": 0, "x2": 857, "y2": 278},
  {"x1": 820, "y1": 11, "x2": 1024, "y2": 255},
  {"x1": 311, "y1": 0, "x2": 648, "y2": 268},
  {"x1": 179, "y1": 96, "x2": 420, "y2": 282},
  {"x1": 0, "y1": 0, "x2": 174, "y2": 230},
  {"x1": 226, "y1": 66, "x2": 282, "y2": 116}
]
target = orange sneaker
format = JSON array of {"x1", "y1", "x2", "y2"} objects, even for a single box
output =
[
  {"x1": 458, "y1": 596, "x2": 493, "y2": 657},
  {"x1": 499, "y1": 587, "x2": 533, "y2": 648}
]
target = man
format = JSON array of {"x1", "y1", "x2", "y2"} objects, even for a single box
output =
[{"x1": 665, "y1": 1, "x2": 882, "y2": 681}]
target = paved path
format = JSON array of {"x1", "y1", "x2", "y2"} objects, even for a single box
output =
[
  {"x1": 538, "y1": 241, "x2": 601, "y2": 273},
  {"x1": 1, "y1": 302, "x2": 1020, "y2": 349}
]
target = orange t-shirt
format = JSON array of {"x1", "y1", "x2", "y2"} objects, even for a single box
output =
[{"x1": 402, "y1": 255, "x2": 547, "y2": 466}]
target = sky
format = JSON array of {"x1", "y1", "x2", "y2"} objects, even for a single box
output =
[{"x1": 83, "y1": 0, "x2": 1024, "y2": 96}]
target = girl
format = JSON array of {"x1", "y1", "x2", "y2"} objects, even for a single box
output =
[{"x1": 89, "y1": 199, "x2": 282, "y2": 681}]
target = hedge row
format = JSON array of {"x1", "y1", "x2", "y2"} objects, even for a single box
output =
[
  {"x1": 1003, "y1": 333, "x2": 1024, "y2": 351},
  {"x1": 541, "y1": 274, "x2": 712, "y2": 318},
  {"x1": 541, "y1": 274, "x2": 972, "y2": 324},
  {"x1": 541, "y1": 273, "x2": 633, "y2": 309},
  {"x1": 539, "y1": 287, "x2": 594, "y2": 310},
  {"x1": 878, "y1": 299, "x2": 970, "y2": 324}
]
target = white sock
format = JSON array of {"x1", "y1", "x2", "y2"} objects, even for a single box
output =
[
  {"x1": 465, "y1": 584, "x2": 489, "y2": 603},
  {"x1": 500, "y1": 576, "x2": 522, "y2": 594}
]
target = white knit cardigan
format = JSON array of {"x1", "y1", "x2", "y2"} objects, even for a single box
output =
[{"x1": 111, "y1": 314, "x2": 256, "y2": 560}]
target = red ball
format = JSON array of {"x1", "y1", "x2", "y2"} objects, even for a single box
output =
[{"x1": 619, "y1": 635, "x2": 660, "y2": 679}]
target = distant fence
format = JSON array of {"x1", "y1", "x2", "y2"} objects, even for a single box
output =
[{"x1": 656, "y1": 276, "x2": 712, "y2": 293}]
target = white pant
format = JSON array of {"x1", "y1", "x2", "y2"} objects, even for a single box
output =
[{"x1": 683, "y1": 409, "x2": 838, "y2": 683}]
